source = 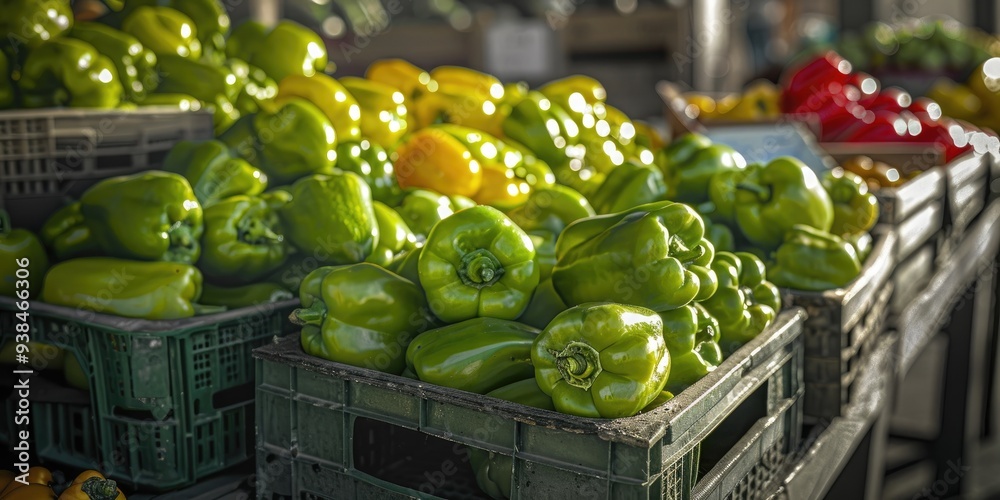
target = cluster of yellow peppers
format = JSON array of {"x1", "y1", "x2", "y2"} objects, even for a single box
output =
[
  {"x1": 683, "y1": 80, "x2": 782, "y2": 122},
  {"x1": 927, "y1": 57, "x2": 1000, "y2": 131}
]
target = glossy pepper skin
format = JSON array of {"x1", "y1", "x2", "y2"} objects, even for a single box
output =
[
  {"x1": 486, "y1": 378, "x2": 555, "y2": 411},
  {"x1": 769, "y1": 225, "x2": 863, "y2": 291},
  {"x1": 166, "y1": 0, "x2": 230, "y2": 62},
  {"x1": 696, "y1": 205, "x2": 736, "y2": 253},
  {"x1": 198, "y1": 195, "x2": 288, "y2": 284},
  {"x1": 413, "y1": 86, "x2": 508, "y2": 138},
  {"x1": 155, "y1": 54, "x2": 239, "y2": 103},
  {"x1": 276, "y1": 73, "x2": 362, "y2": 142},
  {"x1": 539, "y1": 75, "x2": 607, "y2": 105},
  {"x1": 0, "y1": 466, "x2": 57, "y2": 499},
  {"x1": 366, "y1": 201, "x2": 416, "y2": 267},
  {"x1": 122, "y1": 6, "x2": 201, "y2": 60},
  {"x1": 366, "y1": 58, "x2": 435, "y2": 102},
  {"x1": 0, "y1": 0, "x2": 71, "y2": 59},
  {"x1": 708, "y1": 164, "x2": 757, "y2": 226},
  {"x1": 336, "y1": 140, "x2": 402, "y2": 205},
  {"x1": 432, "y1": 124, "x2": 532, "y2": 209},
  {"x1": 39, "y1": 202, "x2": 99, "y2": 261},
  {"x1": 18, "y1": 38, "x2": 123, "y2": 108},
  {"x1": 658, "y1": 134, "x2": 747, "y2": 204},
  {"x1": 81, "y1": 171, "x2": 203, "y2": 264},
  {"x1": 293, "y1": 264, "x2": 432, "y2": 374},
  {"x1": 0, "y1": 213, "x2": 49, "y2": 299},
  {"x1": 405, "y1": 317, "x2": 539, "y2": 394},
  {"x1": 394, "y1": 128, "x2": 482, "y2": 198},
  {"x1": 200, "y1": 282, "x2": 293, "y2": 309},
  {"x1": 822, "y1": 169, "x2": 879, "y2": 238},
  {"x1": 67, "y1": 22, "x2": 157, "y2": 102},
  {"x1": 590, "y1": 160, "x2": 667, "y2": 214},
  {"x1": 553, "y1": 201, "x2": 717, "y2": 312},
  {"x1": 470, "y1": 449, "x2": 513, "y2": 500},
  {"x1": 340, "y1": 76, "x2": 408, "y2": 149},
  {"x1": 163, "y1": 139, "x2": 267, "y2": 207},
  {"x1": 734, "y1": 157, "x2": 835, "y2": 249},
  {"x1": 502, "y1": 91, "x2": 580, "y2": 167},
  {"x1": 507, "y1": 185, "x2": 595, "y2": 281},
  {"x1": 659, "y1": 303, "x2": 723, "y2": 393},
  {"x1": 230, "y1": 20, "x2": 327, "y2": 83},
  {"x1": 278, "y1": 172, "x2": 378, "y2": 264},
  {"x1": 227, "y1": 59, "x2": 277, "y2": 114},
  {"x1": 220, "y1": 99, "x2": 337, "y2": 185},
  {"x1": 700, "y1": 252, "x2": 781, "y2": 353},
  {"x1": 532, "y1": 303, "x2": 671, "y2": 418},
  {"x1": 41, "y1": 257, "x2": 204, "y2": 320},
  {"x1": 57, "y1": 470, "x2": 125, "y2": 500},
  {"x1": 419, "y1": 206, "x2": 539, "y2": 322},
  {"x1": 393, "y1": 189, "x2": 455, "y2": 242}
]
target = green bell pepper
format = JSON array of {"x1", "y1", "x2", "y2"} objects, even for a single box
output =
[
  {"x1": 822, "y1": 169, "x2": 879, "y2": 238},
  {"x1": 166, "y1": 0, "x2": 230, "y2": 61},
  {"x1": 769, "y1": 224, "x2": 863, "y2": 291},
  {"x1": 405, "y1": 317, "x2": 539, "y2": 393},
  {"x1": 67, "y1": 22, "x2": 158, "y2": 102},
  {"x1": 228, "y1": 59, "x2": 277, "y2": 114},
  {"x1": 502, "y1": 91, "x2": 579, "y2": 167},
  {"x1": 532, "y1": 302, "x2": 671, "y2": 418},
  {"x1": 198, "y1": 195, "x2": 289, "y2": 285},
  {"x1": 39, "y1": 202, "x2": 100, "y2": 261},
  {"x1": 696, "y1": 204, "x2": 736, "y2": 253},
  {"x1": 163, "y1": 139, "x2": 268, "y2": 206},
  {"x1": 278, "y1": 172, "x2": 378, "y2": 264},
  {"x1": 658, "y1": 133, "x2": 747, "y2": 204},
  {"x1": 419, "y1": 206, "x2": 540, "y2": 322},
  {"x1": 517, "y1": 278, "x2": 567, "y2": 329},
  {"x1": 336, "y1": 140, "x2": 402, "y2": 205},
  {"x1": 486, "y1": 378, "x2": 555, "y2": 411},
  {"x1": 849, "y1": 232, "x2": 873, "y2": 262},
  {"x1": 155, "y1": 53, "x2": 239, "y2": 103},
  {"x1": 393, "y1": 189, "x2": 456, "y2": 242},
  {"x1": 700, "y1": 251, "x2": 781, "y2": 353},
  {"x1": 122, "y1": 6, "x2": 201, "y2": 60},
  {"x1": 0, "y1": 212, "x2": 49, "y2": 299},
  {"x1": 199, "y1": 282, "x2": 293, "y2": 309},
  {"x1": 227, "y1": 20, "x2": 327, "y2": 83},
  {"x1": 18, "y1": 38, "x2": 123, "y2": 108},
  {"x1": 388, "y1": 247, "x2": 421, "y2": 287},
  {"x1": 659, "y1": 303, "x2": 723, "y2": 393},
  {"x1": 470, "y1": 449, "x2": 513, "y2": 500},
  {"x1": 137, "y1": 92, "x2": 201, "y2": 110},
  {"x1": 0, "y1": 0, "x2": 72, "y2": 58},
  {"x1": 589, "y1": 160, "x2": 667, "y2": 214},
  {"x1": 80, "y1": 171, "x2": 204, "y2": 264},
  {"x1": 40, "y1": 257, "x2": 205, "y2": 319},
  {"x1": 366, "y1": 201, "x2": 416, "y2": 267},
  {"x1": 292, "y1": 263, "x2": 432, "y2": 375},
  {"x1": 220, "y1": 99, "x2": 337, "y2": 185},
  {"x1": 708, "y1": 164, "x2": 757, "y2": 226},
  {"x1": 734, "y1": 157, "x2": 835, "y2": 249},
  {"x1": 507, "y1": 185, "x2": 594, "y2": 281},
  {"x1": 552, "y1": 201, "x2": 717, "y2": 312}
]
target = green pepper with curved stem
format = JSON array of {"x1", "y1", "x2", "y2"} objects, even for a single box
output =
[
  {"x1": 700, "y1": 251, "x2": 781, "y2": 353},
  {"x1": 822, "y1": 168, "x2": 879, "y2": 238},
  {"x1": 80, "y1": 171, "x2": 203, "y2": 264},
  {"x1": 532, "y1": 302, "x2": 670, "y2": 418},
  {"x1": 393, "y1": 189, "x2": 455, "y2": 242},
  {"x1": 486, "y1": 378, "x2": 555, "y2": 411},
  {"x1": 769, "y1": 225, "x2": 862, "y2": 291},
  {"x1": 419, "y1": 206, "x2": 539, "y2": 322},
  {"x1": 734, "y1": 157, "x2": 835, "y2": 249},
  {"x1": 406, "y1": 317, "x2": 539, "y2": 394},
  {"x1": 40, "y1": 257, "x2": 205, "y2": 320},
  {"x1": 337, "y1": 140, "x2": 402, "y2": 205},
  {"x1": 67, "y1": 22, "x2": 158, "y2": 102},
  {"x1": 198, "y1": 195, "x2": 289, "y2": 285},
  {"x1": 291, "y1": 263, "x2": 432, "y2": 374},
  {"x1": 658, "y1": 303, "x2": 723, "y2": 393},
  {"x1": 0, "y1": 212, "x2": 49, "y2": 299},
  {"x1": 18, "y1": 38, "x2": 123, "y2": 108},
  {"x1": 552, "y1": 201, "x2": 717, "y2": 312},
  {"x1": 278, "y1": 172, "x2": 378, "y2": 264},
  {"x1": 199, "y1": 282, "x2": 293, "y2": 309},
  {"x1": 589, "y1": 160, "x2": 667, "y2": 214},
  {"x1": 122, "y1": 6, "x2": 201, "y2": 60},
  {"x1": 39, "y1": 202, "x2": 100, "y2": 261},
  {"x1": 658, "y1": 133, "x2": 747, "y2": 204},
  {"x1": 163, "y1": 139, "x2": 268, "y2": 207},
  {"x1": 366, "y1": 201, "x2": 416, "y2": 267}
]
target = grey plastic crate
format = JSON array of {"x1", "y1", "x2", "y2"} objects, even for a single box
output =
[
  {"x1": 940, "y1": 152, "x2": 989, "y2": 258},
  {"x1": 779, "y1": 230, "x2": 897, "y2": 420},
  {"x1": 254, "y1": 310, "x2": 806, "y2": 500},
  {"x1": 0, "y1": 108, "x2": 214, "y2": 230},
  {"x1": 889, "y1": 244, "x2": 936, "y2": 320},
  {"x1": 873, "y1": 168, "x2": 945, "y2": 263}
]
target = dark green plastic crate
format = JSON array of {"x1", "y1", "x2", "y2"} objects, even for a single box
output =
[
  {"x1": 0, "y1": 297, "x2": 297, "y2": 491},
  {"x1": 253, "y1": 309, "x2": 805, "y2": 500}
]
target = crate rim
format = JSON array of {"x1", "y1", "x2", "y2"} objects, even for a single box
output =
[
  {"x1": 253, "y1": 308, "x2": 806, "y2": 449},
  {"x1": 0, "y1": 107, "x2": 213, "y2": 120},
  {"x1": 778, "y1": 228, "x2": 896, "y2": 304},
  {"x1": 0, "y1": 296, "x2": 299, "y2": 334}
]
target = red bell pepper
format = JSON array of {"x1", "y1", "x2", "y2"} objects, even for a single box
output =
[
  {"x1": 781, "y1": 52, "x2": 853, "y2": 113},
  {"x1": 867, "y1": 87, "x2": 912, "y2": 113}
]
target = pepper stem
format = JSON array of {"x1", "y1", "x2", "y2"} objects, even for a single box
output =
[
  {"x1": 551, "y1": 341, "x2": 603, "y2": 390},
  {"x1": 238, "y1": 214, "x2": 284, "y2": 245},
  {"x1": 81, "y1": 477, "x2": 121, "y2": 500},
  {"x1": 289, "y1": 300, "x2": 326, "y2": 326},
  {"x1": 167, "y1": 222, "x2": 199, "y2": 263},
  {"x1": 669, "y1": 236, "x2": 705, "y2": 264},
  {"x1": 736, "y1": 182, "x2": 771, "y2": 202},
  {"x1": 458, "y1": 249, "x2": 505, "y2": 288}
]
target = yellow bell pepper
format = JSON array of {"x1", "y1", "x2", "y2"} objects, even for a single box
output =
[
  {"x1": 430, "y1": 66, "x2": 504, "y2": 102},
  {"x1": 276, "y1": 73, "x2": 362, "y2": 142},
  {"x1": 928, "y1": 79, "x2": 982, "y2": 121},
  {"x1": 394, "y1": 128, "x2": 483, "y2": 197},
  {"x1": 0, "y1": 467, "x2": 55, "y2": 499},
  {"x1": 412, "y1": 88, "x2": 508, "y2": 137},
  {"x1": 538, "y1": 75, "x2": 607, "y2": 105},
  {"x1": 339, "y1": 76, "x2": 408, "y2": 149},
  {"x1": 366, "y1": 58, "x2": 436, "y2": 101},
  {"x1": 58, "y1": 470, "x2": 125, "y2": 500}
]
